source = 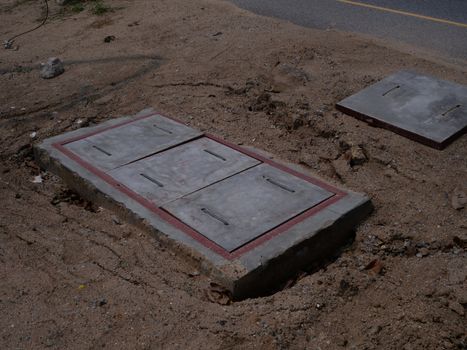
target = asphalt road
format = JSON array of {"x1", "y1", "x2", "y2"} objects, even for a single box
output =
[{"x1": 229, "y1": 0, "x2": 467, "y2": 63}]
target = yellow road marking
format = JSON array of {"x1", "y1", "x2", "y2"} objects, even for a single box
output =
[{"x1": 337, "y1": 0, "x2": 467, "y2": 29}]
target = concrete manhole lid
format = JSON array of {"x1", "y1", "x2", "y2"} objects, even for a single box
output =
[
  {"x1": 109, "y1": 137, "x2": 260, "y2": 206},
  {"x1": 36, "y1": 109, "x2": 372, "y2": 299},
  {"x1": 64, "y1": 114, "x2": 202, "y2": 171},
  {"x1": 337, "y1": 70, "x2": 467, "y2": 149},
  {"x1": 164, "y1": 163, "x2": 335, "y2": 252}
]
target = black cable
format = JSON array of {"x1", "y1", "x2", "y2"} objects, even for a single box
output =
[{"x1": 4, "y1": 0, "x2": 49, "y2": 49}]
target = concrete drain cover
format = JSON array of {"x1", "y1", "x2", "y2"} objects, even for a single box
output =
[
  {"x1": 109, "y1": 137, "x2": 260, "y2": 205},
  {"x1": 36, "y1": 109, "x2": 372, "y2": 299},
  {"x1": 64, "y1": 114, "x2": 202, "y2": 171},
  {"x1": 164, "y1": 164, "x2": 334, "y2": 252},
  {"x1": 337, "y1": 70, "x2": 467, "y2": 149}
]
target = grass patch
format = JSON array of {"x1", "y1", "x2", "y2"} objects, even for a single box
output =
[
  {"x1": 71, "y1": 3, "x2": 85, "y2": 13},
  {"x1": 91, "y1": 1, "x2": 111, "y2": 16},
  {"x1": 61, "y1": 0, "x2": 112, "y2": 16}
]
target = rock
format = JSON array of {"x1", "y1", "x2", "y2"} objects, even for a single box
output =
[
  {"x1": 32, "y1": 175, "x2": 43, "y2": 184},
  {"x1": 315, "y1": 302, "x2": 324, "y2": 310},
  {"x1": 331, "y1": 158, "x2": 350, "y2": 179},
  {"x1": 188, "y1": 270, "x2": 200, "y2": 277},
  {"x1": 299, "y1": 153, "x2": 318, "y2": 168},
  {"x1": 364, "y1": 259, "x2": 384, "y2": 275},
  {"x1": 368, "y1": 325, "x2": 382, "y2": 335},
  {"x1": 291, "y1": 115, "x2": 304, "y2": 130},
  {"x1": 416, "y1": 247, "x2": 429, "y2": 258},
  {"x1": 3, "y1": 39, "x2": 13, "y2": 49},
  {"x1": 451, "y1": 187, "x2": 467, "y2": 210},
  {"x1": 448, "y1": 301, "x2": 465, "y2": 316},
  {"x1": 338, "y1": 279, "x2": 359, "y2": 297},
  {"x1": 91, "y1": 298, "x2": 108, "y2": 308},
  {"x1": 405, "y1": 243, "x2": 417, "y2": 257},
  {"x1": 40, "y1": 57, "x2": 64, "y2": 79},
  {"x1": 111, "y1": 215, "x2": 122, "y2": 225},
  {"x1": 104, "y1": 35, "x2": 116, "y2": 43},
  {"x1": 453, "y1": 236, "x2": 467, "y2": 249},
  {"x1": 344, "y1": 144, "x2": 367, "y2": 166},
  {"x1": 455, "y1": 290, "x2": 467, "y2": 306},
  {"x1": 206, "y1": 283, "x2": 232, "y2": 305}
]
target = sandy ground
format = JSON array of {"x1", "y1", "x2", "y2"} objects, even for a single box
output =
[{"x1": 0, "y1": 0, "x2": 466, "y2": 349}]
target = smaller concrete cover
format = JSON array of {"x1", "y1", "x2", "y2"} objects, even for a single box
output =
[
  {"x1": 35, "y1": 109, "x2": 372, "y2": 299},
  {"x1": 337, "y1": 70, "x2": 467, "y2": 149}
]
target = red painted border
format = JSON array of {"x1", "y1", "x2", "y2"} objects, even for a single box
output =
[{"x1": 52, "y1": 112, "x2": 347, "y2": 260}]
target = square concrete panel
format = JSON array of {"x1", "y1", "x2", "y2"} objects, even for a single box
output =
[
  {"x1": 35, "y1": 109, "x2": 372, "y2": 299},
  {"x1": 336, "y1": 70, "x2": 467, "y2": 149},
  {"x1": 163, "y1": 164, "x2": 334, "y2": 252},
  {"x1": 109, "y1": 137, "x2": 260, "y2": 206},
  {"x1": 64, "y1": 114, "x2": 202, "y2": 171}
]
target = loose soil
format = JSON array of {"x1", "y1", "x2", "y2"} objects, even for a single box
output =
[{"x1": 0, "y1": 0, "x2": 466, "y2": 349}]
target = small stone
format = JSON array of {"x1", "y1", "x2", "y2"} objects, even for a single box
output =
[
  {"x1": 3, "y1": 40, "x2": 13, "y2": 49},
  {"x1": 111, "y1": 215, "x2": 122, "y2": 225},
  {"x1": 383, "y1": 168, "x2": 396, "y2": 178},
  {"x1": 451, "y1": 187, "x2": 467, "y2": 210},
  {"x1": 448, "y1": 301, "x2": 465, "y2": 316},
  {"x1": 291, "y1": 115, "x2": 304, "y2": 130},
  {"x1": 365, "y1": 259, "x2": 384, "y2": 275},
  {"x1": 91, "y1": 298, "x2": 108, "y2": 308},
  {"x1": 368, "y1": 325, "x2": 382, "y2": 335},
  {"x1": 40, "y1": 57, "x2": 64, "y2": 79},
  {"x1": 30, "y1": 131, "x2": 37, "y2": 139},
  {"x1": 188, "y1": 270, "x2": 200, "y2": 277},
  {"x1": 104, "y1": 35, "x2": 116, "y2": 43},
  {"x1": 344, "y1": 144, "x2": 367, "y2": 167},
  {"x1": 416, "y1": 247, "x2": 429, "y2": 258},
  {"x1": 332, "y1": 158, "x2": 350, "y2": 179},
  {"x1": 32, "y1": 175, "x2": 43, "y2": 184}
]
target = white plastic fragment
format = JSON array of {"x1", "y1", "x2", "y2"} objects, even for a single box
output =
[{"x1": 32, "y1": 175, "x2": 43, "y2": 184}]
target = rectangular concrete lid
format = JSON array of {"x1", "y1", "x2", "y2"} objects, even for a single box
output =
[
  {"x1": 63, "y1": 115, "x2": 202, "y2": 171},
  {"x1": 337, "y1": 70, "x2": 467, "y2": 147},
  {"x1": 109, "y1": 137, "x2": 260, "y2": 206},
  {"x1": 163, "y1": 163, "x2": 335, "y2": 252}
]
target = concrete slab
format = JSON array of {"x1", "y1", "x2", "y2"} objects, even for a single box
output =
[
  {"x1": 109, "y1": 137, "x2": 260, "y2": 205},
  {"x1": 64, "y1": 114, "x2": 202, "y2": 171},
  {"x1": 336, "y1": 70, "x2": 467, "y2": 149},
  {"x1": 164, "y1": 164, "x2": 334, "y2": 252},
  {"x1": 35, "y1": 109, "x2": 372, "y2": 299}
]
